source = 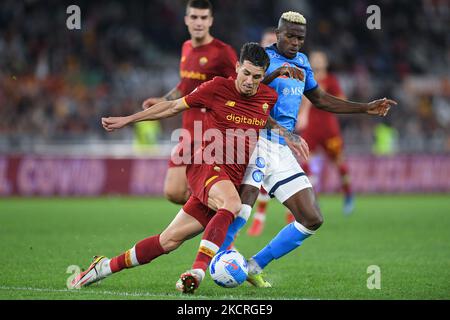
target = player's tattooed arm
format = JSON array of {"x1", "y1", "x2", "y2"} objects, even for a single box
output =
[
  {"x1": 265, "y1": 116, "x2": 309, "y2": 161},
  {"x1": 142, "y1": 87, "x2": 183, "y2": 110},
  {"x1": 163, "y1": 87, "x2": 183, "y2": 101},
  {"x1": 305, "y1": 87, "x2": 397, "y2": 116},
  {"x1": 102, "y1": 98, "x2": 188, "y2": 132},
  {"x1": 262, "y1": 66, "x2": 304, "y2": 85}
]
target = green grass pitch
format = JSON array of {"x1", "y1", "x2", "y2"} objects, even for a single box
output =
[{"x1": 0, "y1": 195, "x2": 449, "y2": 300}]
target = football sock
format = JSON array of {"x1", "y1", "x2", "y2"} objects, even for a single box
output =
[
  {"x1": 191, "y1": 268, "x2": 206, "y2": 282},
  {"x1": 338, "y1": 163, "x2": 352, "y2": 196},
  {"x1": 193, "y1": 208, "x2": 235, "y2": 271},
  {"x1": 253, "y1": 212, "x2": 266, "y2": 223},
  {"x1": 218, "y1": 205, "x2": 252, "y2": 252},
  {"x1": 256, "y1": 199, "x2": 268, "y2": 214},
  {"x1": 253, "y1": 221, "x2": 315, "y2": 269},
  {"x1": 109, "y1": 235, "x2": 166, "y2": 273}
]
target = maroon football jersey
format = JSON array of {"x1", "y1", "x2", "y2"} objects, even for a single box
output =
[
  {"x1": 183, "y1": 77, "x2": 278, "y2": 186},
  {"x1": 305, "y1": 74, "x2": 344, "y2": 135},
  {"x1": 177, "y1": 39, "x2": 238, "y2": 138}
]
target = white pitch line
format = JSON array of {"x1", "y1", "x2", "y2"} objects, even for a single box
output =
[
  {"x1": 0, "y1": 286, "x2": 203, "y2": 299},
  {"x1": 0, "y1": 286, "x2": 318, "y2": 300}
]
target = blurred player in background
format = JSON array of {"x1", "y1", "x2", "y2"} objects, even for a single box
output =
[
  {"x1": 142, "y1": 0, "x2": 237, "y2": 205},
  {"x1": 260, "y1": 28, "x2": 277, "y2": 48},
  {"x1": 298, "y1": 50, "x2": 354, "y2": 215},
  {"x1": 220, "y1": 11, "x2": 396, "y2": 287}
]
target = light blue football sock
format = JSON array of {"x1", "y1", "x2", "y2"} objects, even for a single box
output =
[
  {"x1": 219, "y1": 204, "x2": 252, "y2": 252},
  {"x1": 253, "y1": 221, "x2": 315, "y2": 269}
]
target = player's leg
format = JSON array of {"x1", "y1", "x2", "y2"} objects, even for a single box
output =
[
  {"x1": 70, "y1": 207, "x2": 203, "y2": 289},
  {"x1": 325, "y1": 136, "x2": 354, "y2": 214},
  {"x1": 219, "y1": 137, "x2": 270, "y2": 250},
  {"x1": 108, "y1": 208, "x2": 204, "y2": 272},
  {"x1": 163, "y1": 165, "x2": 191, "y2": 205},
  {"x1": 247, "y1": 188, "x2": 270, "y2": 236},
  {"x1": 247, "y1": 146, "x2": 322, "y2": 287},
  {"x1": 247, "y1": 190, "x2": 321, "y2": 286},
  {"x1": 286, "y1": 153, "x2": 324, "y2": 223},
  {"x1": 178, "y1": 179, "x2": 242, "y2": 293},
  {"x1": 192, "y1": 179, "x2": 241, "y2": 270},
  {"x1": 285, "y1": 153, "x2": 324, "y2": 224},
  {"x1": 218, "y1": 185, "x2": 260, "y2": 252}
]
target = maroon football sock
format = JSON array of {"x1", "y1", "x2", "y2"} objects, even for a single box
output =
[
  {"x1": 192, "y1": 208, "x2": 235, "y2": 272},
  {"x1": 110, "y1": 235, "x2": 166, "y2": 273}
]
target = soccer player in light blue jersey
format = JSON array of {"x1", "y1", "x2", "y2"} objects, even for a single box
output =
[{"x1": 220, "y1": 11, "x2": 397, "y2": 287}]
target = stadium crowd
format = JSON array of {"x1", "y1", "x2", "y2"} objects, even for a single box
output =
[{"x1": 0, "y1": 0, "x2": 448, "y2": 153}]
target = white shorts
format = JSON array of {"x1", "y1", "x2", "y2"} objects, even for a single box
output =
[{"x1": 242, "y1": 136, "x2": 312, "y2": 203}]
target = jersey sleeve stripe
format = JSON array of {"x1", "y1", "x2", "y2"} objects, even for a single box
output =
[{"x1": 182, "y1": 97, "x2": 190, "y2": 109}]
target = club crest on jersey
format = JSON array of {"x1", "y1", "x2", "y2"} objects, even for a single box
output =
[
  {"x1": 199, "y1": 56, "x2": 208, "y2": 66},
  {"x1": 262, "y1": 103, "x2": 269, "y2": 114},
  {"x1": 252, "y1": 169, "x2": 264, "y2": 183},
  {"x1": 181, "y1": 56, "x2": 186, "y2": 63},
  {"x1": 256, "y1": 157, "x2": 266, "y2": 168},
  {"x1": 225, "y1": 100, "x2": 236, "y2": 107}
]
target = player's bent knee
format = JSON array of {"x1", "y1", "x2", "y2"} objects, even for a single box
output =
[
  {"x1": 223, "y1": 197, "x2": 242, "y2": 217},
  {"x1": 312, "y1": 214, "x2": 324, "y2": 229},
  {"x1": 301, "y1": 208, "x2": 324, "y2": 230},
  {"x1": 309, "y1": 215, "x2": 324, "y2": 230},
  {"x1": 164, "y1": 187, "x2": 188, "y2": 205}
]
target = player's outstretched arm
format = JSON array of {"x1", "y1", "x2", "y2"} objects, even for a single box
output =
[
  {"x1": 265, "y1": 116, "x2": 309, "y2": 161},
  {"x1": 304, "y1": 87, "x2": 397, "y2": 116},
  {"x1": 102, "y1": 98, "x2": 188, "y2": 132}
]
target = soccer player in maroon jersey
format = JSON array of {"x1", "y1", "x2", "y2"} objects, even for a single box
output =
[
  {"x1": 142, "y1": 0, "x2": 238, "y2": 205},
  {"x1": 70, "y1": 43, "x2": 308, "y2": 294},
  {"x1": 298, "y1": 50, "x2": 354, "y2": 214}
]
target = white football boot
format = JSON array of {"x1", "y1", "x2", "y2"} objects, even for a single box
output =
[{"x1": 69, "y1": 255, "x2": 110, "y2": 289}]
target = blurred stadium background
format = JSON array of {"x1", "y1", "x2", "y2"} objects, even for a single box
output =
[
  {"x1": 0, "y1": 0, "x2": 449, "y2": 300},
  {"x1": 0, "y1": 0, "x2": 448, "y2": 196}
]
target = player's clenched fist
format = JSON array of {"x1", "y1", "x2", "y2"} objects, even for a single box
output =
[{"x1": 102, "y1": 116, "x2": 130, "y2": 132}]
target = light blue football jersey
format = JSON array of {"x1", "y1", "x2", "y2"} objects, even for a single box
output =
[{"x1": 261, "y1": 45, "x2": 318, "y2": 145}]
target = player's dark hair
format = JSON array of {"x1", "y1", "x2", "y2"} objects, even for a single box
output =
[
  {"x1": 186, "y1": 0, "x2": 213, "y2": 15},
  {"x1": 239, "y1": 42, "x2": 270, "y2": 71}
]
